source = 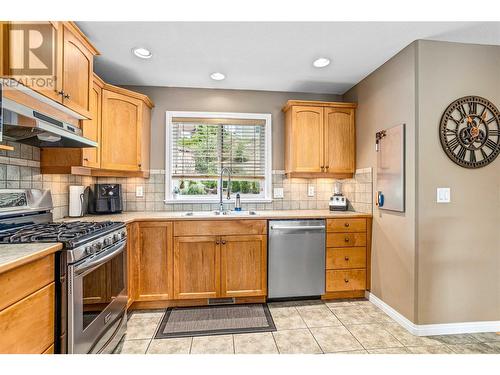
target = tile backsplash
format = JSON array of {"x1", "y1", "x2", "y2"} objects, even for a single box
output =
[{"x1": 1, "y1": 141, "x2": 373, "y2": 219}]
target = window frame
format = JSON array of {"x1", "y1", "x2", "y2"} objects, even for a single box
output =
[{"x1": 165, "y1": 111, "x2": 273, "y2": 203}]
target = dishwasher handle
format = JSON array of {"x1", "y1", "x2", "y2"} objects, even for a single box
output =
[{"x1": 270, "y1": 225, "x2": 325, "y2": 231}]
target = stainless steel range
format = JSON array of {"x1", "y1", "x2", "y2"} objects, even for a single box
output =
[{"x1": 0, "y1": 189, "x2": 127, "y2": 354}]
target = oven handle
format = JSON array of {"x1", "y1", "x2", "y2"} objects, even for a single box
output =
[{"x1": 74, "y1": 240, "x2": 126, "y2": 276}]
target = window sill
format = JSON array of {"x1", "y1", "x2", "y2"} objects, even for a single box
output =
[{"x1": 163, "y1": 198, "x2": 273, "y2": 204}]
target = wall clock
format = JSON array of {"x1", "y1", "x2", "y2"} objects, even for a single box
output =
[{"x1": 439, "y1": 96, "x2": 500, "y2": 168}]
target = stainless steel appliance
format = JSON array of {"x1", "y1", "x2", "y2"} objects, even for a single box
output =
[
  {"x1": 268, "y1": 220, "x2": 326, "y2": 299},
  {"x1": 329, "y1": 182, "x2": 348, "y2": 211},
  {"x1": 0, "y1": 189, "x2": 127, "y2": 354},
  {"x1": 88, "y1": 184, "x2": 123, "y2": 214}
]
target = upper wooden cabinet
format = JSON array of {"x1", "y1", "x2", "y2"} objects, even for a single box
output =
[
  {"x1": 0, "y1": 21, "x2": 98, "y2": 118},
  {"x1": 41, "y1": 79, "x2": 153, "y2": 177},
  {"x1": 283, "y1": 100, "x2": 357, "y2": 178},
  {"x1": 101, "y1": 86, "x2": 152, "y2": 172}
]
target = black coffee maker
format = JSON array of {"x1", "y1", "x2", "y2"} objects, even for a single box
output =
[{"x1": 88, "y1": 184, "x2": 123, "y2": 214}]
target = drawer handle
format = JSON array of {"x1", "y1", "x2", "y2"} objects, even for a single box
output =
[
  {"x1": 344, "y1": 237, "x2": 350, "y2": 242},
  {"x1": 344, "y1": 256, "x2": 350, "y2": 261},
  {"x1": 344, "y1": 278, "x2": 349, "y2": 283},
  {"x1": 344, "y1": 223, "x2": 350, "y2": 227}
]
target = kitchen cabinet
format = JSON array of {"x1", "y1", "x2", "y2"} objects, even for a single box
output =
[
  {"x1": 283, "y1": 100, "x2": 357, "y2": 178},
  {"x1": 135, "y1": 222, "x2": 173, "y2": 302},
  {"x1": 40, "y1": 80, "x2": 153, "y2": 177},
  {"x1": 323, "y1": 217, "x2": 372, "y2": 299},
  {"x1": 0, "y1": 254, "x2": 55, "y2": 354},
  {"x1": 173, "y1": 236, "x2": 220, "y2": 299},
  {"x1": 220, "y1": 235, "x2": 267, "y2": 297},
  {"x1": 0, "y1": 21, "x2": 98, "y2": 118}
]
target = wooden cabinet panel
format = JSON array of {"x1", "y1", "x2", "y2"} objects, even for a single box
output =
[
  {"x1": 101, "y1": 89, "x2": 142, "y2": 171},
  {"x1": 42, "y1": 344, "x2": 54, "y2": 354},
  {"x1": 326, "y1": 269, "x2": 366, "y2": 292},
  {"x1": 287, "y1": 106, "x2": 324, "y2": 173},
  {"x1": 220, "y1": 235, "x2": 267, "y2": 297},
  {"x1": 173, "y1": 220, "x2": 267, "y2": 237},
  {"x1": 0, "y1": 255, "x2": 54, "y2": 311},
  {"x1": 327, "y1": 218, "x2": 366, "y2": 233},
  {"x1": 173, "y1": 236, "x2": 220, "y2": 299},
  {"x1": 82, "y1": 78, "x2": 102, "y2": 168},
  {"x1": 327, "y1": 232, "x2": 366, "y2": 248},
  {"x1": 61, "y1": 24, "x2": 93, "y2": 117},
  {"x1": 324, "y1": 107, "x2": 355, "y2": 174},
  {"x1": 0, "y1": 283, "x2": 55, "y2": 354},
  {"x1": 126, "y1": 223, "x2": 138, "y2": 307},
  {"x1": 326, "y1": 247, "x2": 366, "y2": 270},
  {"x1": 136, "y1": 222, "x2": 173, "y2": 301}
]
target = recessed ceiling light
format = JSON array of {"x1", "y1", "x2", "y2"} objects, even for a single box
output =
[
  {"x1": 210, "y1": 72, "x2": 226, "y2": 81},
  {"x1": 313, "y1": 57, "x2": 331, "y2": 68},
  {"x1": 132, "y1": 47, "x2": 152, "y2": 59}
]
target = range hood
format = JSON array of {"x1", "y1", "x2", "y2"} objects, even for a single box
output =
[{"x1": 1, "y1": 97, "x2": 98, "y2": 148}]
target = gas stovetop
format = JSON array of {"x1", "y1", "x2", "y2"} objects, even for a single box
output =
[{"x1": 0, "y1": 221, "x2": 124, "y2": 249}]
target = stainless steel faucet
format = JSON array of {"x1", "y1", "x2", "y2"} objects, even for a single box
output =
[{"x1": 218, "y1": 167, "x2": 232, "y2": 213}]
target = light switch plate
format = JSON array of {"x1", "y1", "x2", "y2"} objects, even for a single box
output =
[
  {"x1": 308, "y1": 185, "x2": 315, "y2": 197},
  {"x1": 273, "y1": 187, "x2": 284, "y2": 199},
  {"x1": 136, "y1": 186, "x2": 144, "y2": 197},
  {"x1": 437, "y1": 187, "x2": 450, "y2": 203}
]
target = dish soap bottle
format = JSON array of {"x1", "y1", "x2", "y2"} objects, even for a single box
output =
[{"x1": 235, "y1": 193, "x2": 242, "y2": 211}]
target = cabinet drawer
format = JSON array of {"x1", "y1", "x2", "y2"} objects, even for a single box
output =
[
  {"x1": 174, "y1": 220, "x2": 267, "y2": 236},
  {"x1": 326, "y1": 247, "x2": 366, "y2": 270},
  {"x1": 327, "y1": 218, "x2": 366, "y2": 233},
  {"x1": 0, "y1": 255, "x2": 54, "y2": 311},
  {"x1": 327, "y1": 232, "x2": 366, "y2": 247},
  {"x1": 0, "y1": 283, "x2": 55, "y2": 354},
  {"x1": 326, "y1": 269, "x2": 366, "y2": 292}
]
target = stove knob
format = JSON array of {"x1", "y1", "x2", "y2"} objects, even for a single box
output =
[
  {"x1": 85, "y1": 246, "x2": 92, "y2": 255},
  {"x1": 104, "y1": 237, "x2": 113, "y2": 246},
  {"x1": 113, "y1": 233, "x2": 120, "y2": 242}
]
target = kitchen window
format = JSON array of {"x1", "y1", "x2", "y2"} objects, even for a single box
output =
[{"x1": 165, "y1": 111, "x2": 272, "y2": 203}]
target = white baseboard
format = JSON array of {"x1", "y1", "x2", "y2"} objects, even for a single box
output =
[{"x1": 366, "y1": 291, "x2": 500, "y2": 336}]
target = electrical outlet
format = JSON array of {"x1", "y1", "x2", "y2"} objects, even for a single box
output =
[
  {"x1": 436, "y1": 187, "x2": 450, "y2": 203},
  {"x1": 136, "y1": 186, "x2": 144, "y2": 198},
  {"x1": 273, "y1": 187, "x2": 284, "y2": 199},
  {"x1": 308, "y1": 185, "x2": 315, "y2": 197}
]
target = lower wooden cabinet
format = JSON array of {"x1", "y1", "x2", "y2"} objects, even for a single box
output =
[
  {"x1": 0, "y1": 254, "x2": 55, "y2": 354},
  {"x1": 326, "y1": 269, "x2": 366, "y2": 292},
  {"x1": 220, "y1": 235, "x2": 267, "y2": 297},
  {"x1": 173, "y1": 236, "x2": 220, "y2": 299},
  {"x1": 135, "y1": 222, "x2": 173, "y2": 302}
]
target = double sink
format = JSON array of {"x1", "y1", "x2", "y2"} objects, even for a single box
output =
[{"x1": 183, "y1": 210, "x2": 258, "y2": 217}]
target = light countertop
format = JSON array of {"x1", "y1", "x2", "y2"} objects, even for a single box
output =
[
  {"x1": 0, "y1": 243, "x2": 62, "y2": 274},
  {"x1": 58, "y1": 209, "x2": 372, "y2": 224}
]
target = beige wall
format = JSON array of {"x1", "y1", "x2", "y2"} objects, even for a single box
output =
[
  {"x1": 416, "y1": 40, "x2": 500, "y2": 324},
  {"x1": 344, "y1": 43, "x2": 418, "y2": 322},
  {"x1": 122, "y1": 86, "x2": 340, "y2": 170}
]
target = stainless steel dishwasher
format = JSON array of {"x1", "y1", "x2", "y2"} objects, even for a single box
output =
[{"x1": 268, "y1": 219, "x2": 326, "y2": 299}]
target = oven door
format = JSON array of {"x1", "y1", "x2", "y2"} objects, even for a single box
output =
[{"x1": 68, "y1": 239, "x2": 128, "y2": 354}]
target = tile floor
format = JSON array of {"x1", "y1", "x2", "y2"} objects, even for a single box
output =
[{"x1": 114, "y1": 299, "x2": 500, "y2": 354}]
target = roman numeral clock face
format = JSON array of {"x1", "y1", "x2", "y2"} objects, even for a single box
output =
[{"x1": 440, "y1": 96, "x2": 500, "y2": 168}]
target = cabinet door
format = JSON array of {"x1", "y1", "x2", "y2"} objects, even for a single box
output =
[
  {"x1": 81, "y1": 79, "x2": 102, "y2": 168},
  {"x1": 136, "y1": 222, "x2": 173, "y2": 301},
  {"x1": 1, "y1": 21, "x2": 63, "y2": 103},
  {"x1": 288, "y1": 106, "x2": 324, "y2": 173},
  {"x1": 61, "y1": 24, "x2": 93, "y2": 117},
  {"x1": 173, "y1": 236, "x2": 220, "y2": 299},
  {"x1": 324, "y1": 107, "x2": 355, "y2": 174},
  {"x1": 220, "y1": 235, "x2": 267, "y2": 297},
  {"x1": 101, "y1": 89, "x2": 142, "y2": 171}
]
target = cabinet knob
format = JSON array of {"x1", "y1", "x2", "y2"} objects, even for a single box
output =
[
  {"x1": 138, "y1": 163, "x2": 142, "y2": 168},
  {"x1": 64, "y1": 93, "x2": 70, "y2": 99},
  {"x1": 57, "y1": 90, "x2": 65, "y2": 96},
  {"x1": 344, "y1": 223, "x2": 350, "y2": 227},
  {"x1": 325, "y1": 165, "x2": 330, "y2": 170},
  {"x1": 344, "y1": 237, "x2": 350, "y2": 242},
  {"x1": 215, "y1": 240, "x2": 220, "y2": 245},
  {"x1": 344, "y1": 256, "x2": 350, "y2": 261},
  {"x1": 344, "y1": 278, "x2": 349, "y2": 283},
  {"x1": 83, "y1": 158, "x2": 89, "y2": 161},
  {"x1": 221, "y1": 240, "x2": 226, "y2": 245}
]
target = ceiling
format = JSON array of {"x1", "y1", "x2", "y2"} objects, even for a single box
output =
[{"x1": 77, "y1": 22, "x2": 500, "y2": 94}]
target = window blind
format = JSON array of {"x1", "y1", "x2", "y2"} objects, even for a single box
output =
[{"x1": 171, "y1": 120, "x2": 266, "y2": 179}]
